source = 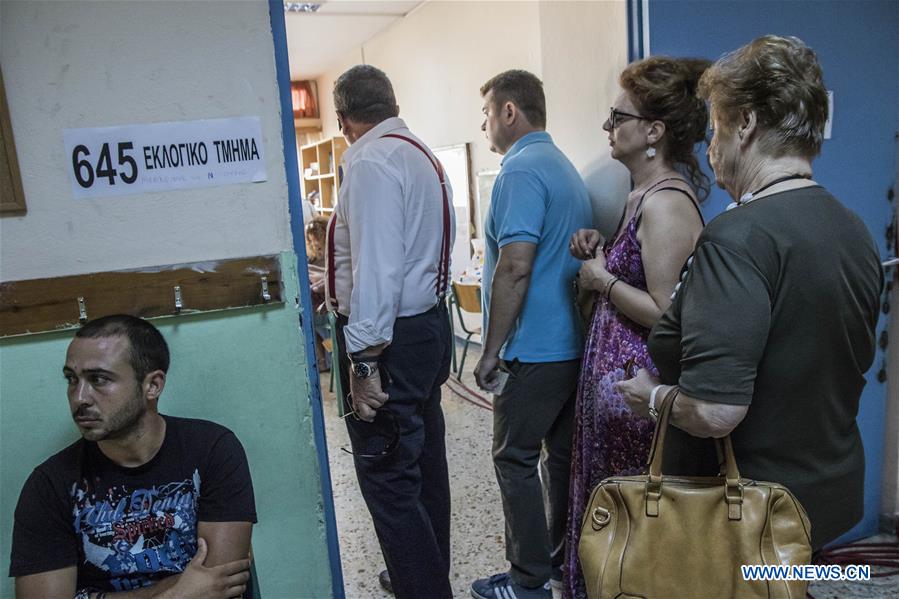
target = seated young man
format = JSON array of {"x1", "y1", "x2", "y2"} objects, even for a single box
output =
[{"x1": 9, "y1": 315, "x2": 256, "y2": 599}]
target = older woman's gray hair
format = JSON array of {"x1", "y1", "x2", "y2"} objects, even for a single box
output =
[
  {"x1": 333, "y1": 64, "x2": 398, "y2": 124},
  {"x1": 698, "y1": 35, "x2": 828, "y2": 158}
]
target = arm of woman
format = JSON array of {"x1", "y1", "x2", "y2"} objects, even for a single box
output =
[
  {"x1": 618, "y1": 236, "x2": 770, "y2": 437},
  {"x1": 602, "y1": 191, "x2": 701, "y2": 328},
  {"x1": 616, "y1": 372, "x2": 748, "y2": 437}
]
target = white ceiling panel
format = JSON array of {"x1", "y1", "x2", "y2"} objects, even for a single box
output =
[
  {"x1": 285, "y1": 1, "x2": 423, "y2": 80},
  {"x1": 317, "y1": 1, "x2": 422, "y2": 16}
]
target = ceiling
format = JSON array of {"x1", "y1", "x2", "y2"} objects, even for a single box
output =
[{"x1": 284, "y1": 1, "x2": 423, "y2": 80}]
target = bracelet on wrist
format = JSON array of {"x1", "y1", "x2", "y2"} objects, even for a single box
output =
[
  {"x1": 602, "y1": 276, "x2": 620, "y2": 299},
  {"x1": 607, "y1": 278, "x2": 620, "y2": 299},
  {"x1": 649, "y1": 384, "x2": 664, "y2": 421}
]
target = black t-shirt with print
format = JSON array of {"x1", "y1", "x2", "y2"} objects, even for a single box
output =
[{"x1": 9, "y1": 415, "x2": 256, "y2": 593}]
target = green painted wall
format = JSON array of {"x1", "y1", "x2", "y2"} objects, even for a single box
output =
[{"x1": 0, "y1": 252, "x2": 331, "y2": 599}]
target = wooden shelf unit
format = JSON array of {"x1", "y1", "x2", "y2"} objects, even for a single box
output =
[{"x1": 300, "y1": 136, "x2": 347, "y2": 212}]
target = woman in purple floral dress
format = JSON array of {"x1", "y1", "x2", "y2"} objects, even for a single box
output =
[{"x1": 562, "y1": 57, "x2": 711, "y2": 599}]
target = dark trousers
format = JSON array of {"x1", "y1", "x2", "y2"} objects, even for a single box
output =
[
  {"x1": 336, "y1": 304, "x2": 453, "y2": 599},
  {"x1": 493, "y1": 359, "x2": 579, "y2": 588}
]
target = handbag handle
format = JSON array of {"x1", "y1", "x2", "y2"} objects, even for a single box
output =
[{"x1": 644, "y1": 386, "x2": 744, "y2": 520}]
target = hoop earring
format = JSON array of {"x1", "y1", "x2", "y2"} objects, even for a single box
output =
[{"x1": 645, "y1": 145, "x2": 657, "y2": 159}]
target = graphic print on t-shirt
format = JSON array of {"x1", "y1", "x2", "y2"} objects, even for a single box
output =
[{"x1": 71, "y1": 470, "x2": 201, "y2": 592}]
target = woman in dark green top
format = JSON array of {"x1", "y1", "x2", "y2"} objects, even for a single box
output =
[{"x1": 616, "y1": 35, "x2": 883, "y2": 550}]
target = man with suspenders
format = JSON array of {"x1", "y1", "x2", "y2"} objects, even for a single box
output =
[{"x1": 324, "y1": 65, "x2": 456, "y2": 599}]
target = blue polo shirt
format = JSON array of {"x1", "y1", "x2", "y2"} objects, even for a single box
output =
[{"x1": 483, "y1": 131, "x2": 592, "y2": 362}]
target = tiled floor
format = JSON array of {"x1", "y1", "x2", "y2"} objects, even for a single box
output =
[
  {"x1": 322, "y1": 342, "x2": 899, "y2": 599},
  {"x1": 808, "y1": 536, "x2": 899, "y2": 598}
]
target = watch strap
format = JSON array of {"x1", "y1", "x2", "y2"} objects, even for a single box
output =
[{"x1": 349, "y1": 350, "x2": 384, "y2": 363}]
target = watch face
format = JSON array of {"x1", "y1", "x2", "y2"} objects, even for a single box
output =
[{"x1": 352, "y1": 361, "x2": 374, "y2": 378}]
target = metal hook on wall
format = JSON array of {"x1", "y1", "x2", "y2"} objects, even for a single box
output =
[
  {"x1": 261, "y1": 276, "x2": 271, "y2": 302},
  {"x1": 174, "y1": 286, "x2": 183, "y2": 313},
  {"x1": 77, "y1": 296, "x2": 88, "y2": 323}
]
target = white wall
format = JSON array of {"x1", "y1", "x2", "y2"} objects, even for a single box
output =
[
  {"x1": 313, "y1": 0, "x2": 630, "y2": 236},
  {"x1": 885, "y1": 280, "x2": 899, "y2": 522},
  {"x1": 363, "y1": 1, "x2": 542, "y2": 177},
  {"x1": 886, "y1": 104, "x2": 899, "y2": 523},
  {"x1": 0, "y1": 0, "x2": 293, "y2": 281},
  {"x1": 539, "y1": 0, "x2": 631, "y2": 237},
  {"x1": 318, "y1": 1, "x2": 542, "y2": 176}
]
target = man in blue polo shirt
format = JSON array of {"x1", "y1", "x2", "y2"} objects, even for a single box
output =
[{"x1": 471, "y1": 70, "x2": 592, "y2": 599}]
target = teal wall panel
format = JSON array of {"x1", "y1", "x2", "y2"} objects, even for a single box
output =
[{"x1": 0, "y1": 251, "x2": 331, "y2": 598}]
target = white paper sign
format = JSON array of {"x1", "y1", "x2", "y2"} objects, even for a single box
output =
[{"x1": 63, "y1": 117, "x2": 267, "y2": 199}]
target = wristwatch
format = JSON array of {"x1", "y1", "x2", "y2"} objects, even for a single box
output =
[{"x1": 351, "y1": 359, "x2": 379, "y2": 379}]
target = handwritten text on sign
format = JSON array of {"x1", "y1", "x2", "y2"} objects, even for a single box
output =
[{"x1": 63, "y1": 117, "x2": 267, "y2": 199}]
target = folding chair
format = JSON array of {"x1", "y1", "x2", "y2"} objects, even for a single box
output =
[{"x1": 450, "y1": 281, "x2": 482, "y2": 380}]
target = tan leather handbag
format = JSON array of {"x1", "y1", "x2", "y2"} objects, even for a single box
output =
[{"x1": 578, "y1": 388, "x2": 812, "y2": 598}]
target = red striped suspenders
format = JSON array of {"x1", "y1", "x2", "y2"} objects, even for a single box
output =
[{"x1": 325, "y1": 134, "x2": 451, "y2": 312}]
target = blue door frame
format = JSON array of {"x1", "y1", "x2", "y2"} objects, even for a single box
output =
[{"x1": 268, "y1": 2, "x2": 346, "y2": 597}]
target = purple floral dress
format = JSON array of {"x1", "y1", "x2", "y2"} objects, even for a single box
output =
[{"x1": 562, "y1": 212, "x2": 658, "y2": 599}]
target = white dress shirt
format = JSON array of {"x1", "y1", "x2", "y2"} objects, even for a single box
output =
[{"x1": 326, "y1": 117, "x2": 455, "y2": 354}]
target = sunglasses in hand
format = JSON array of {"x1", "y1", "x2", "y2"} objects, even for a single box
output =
[{"x1": 340, "y1": 392, "x2": 400, "y2": 459}]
